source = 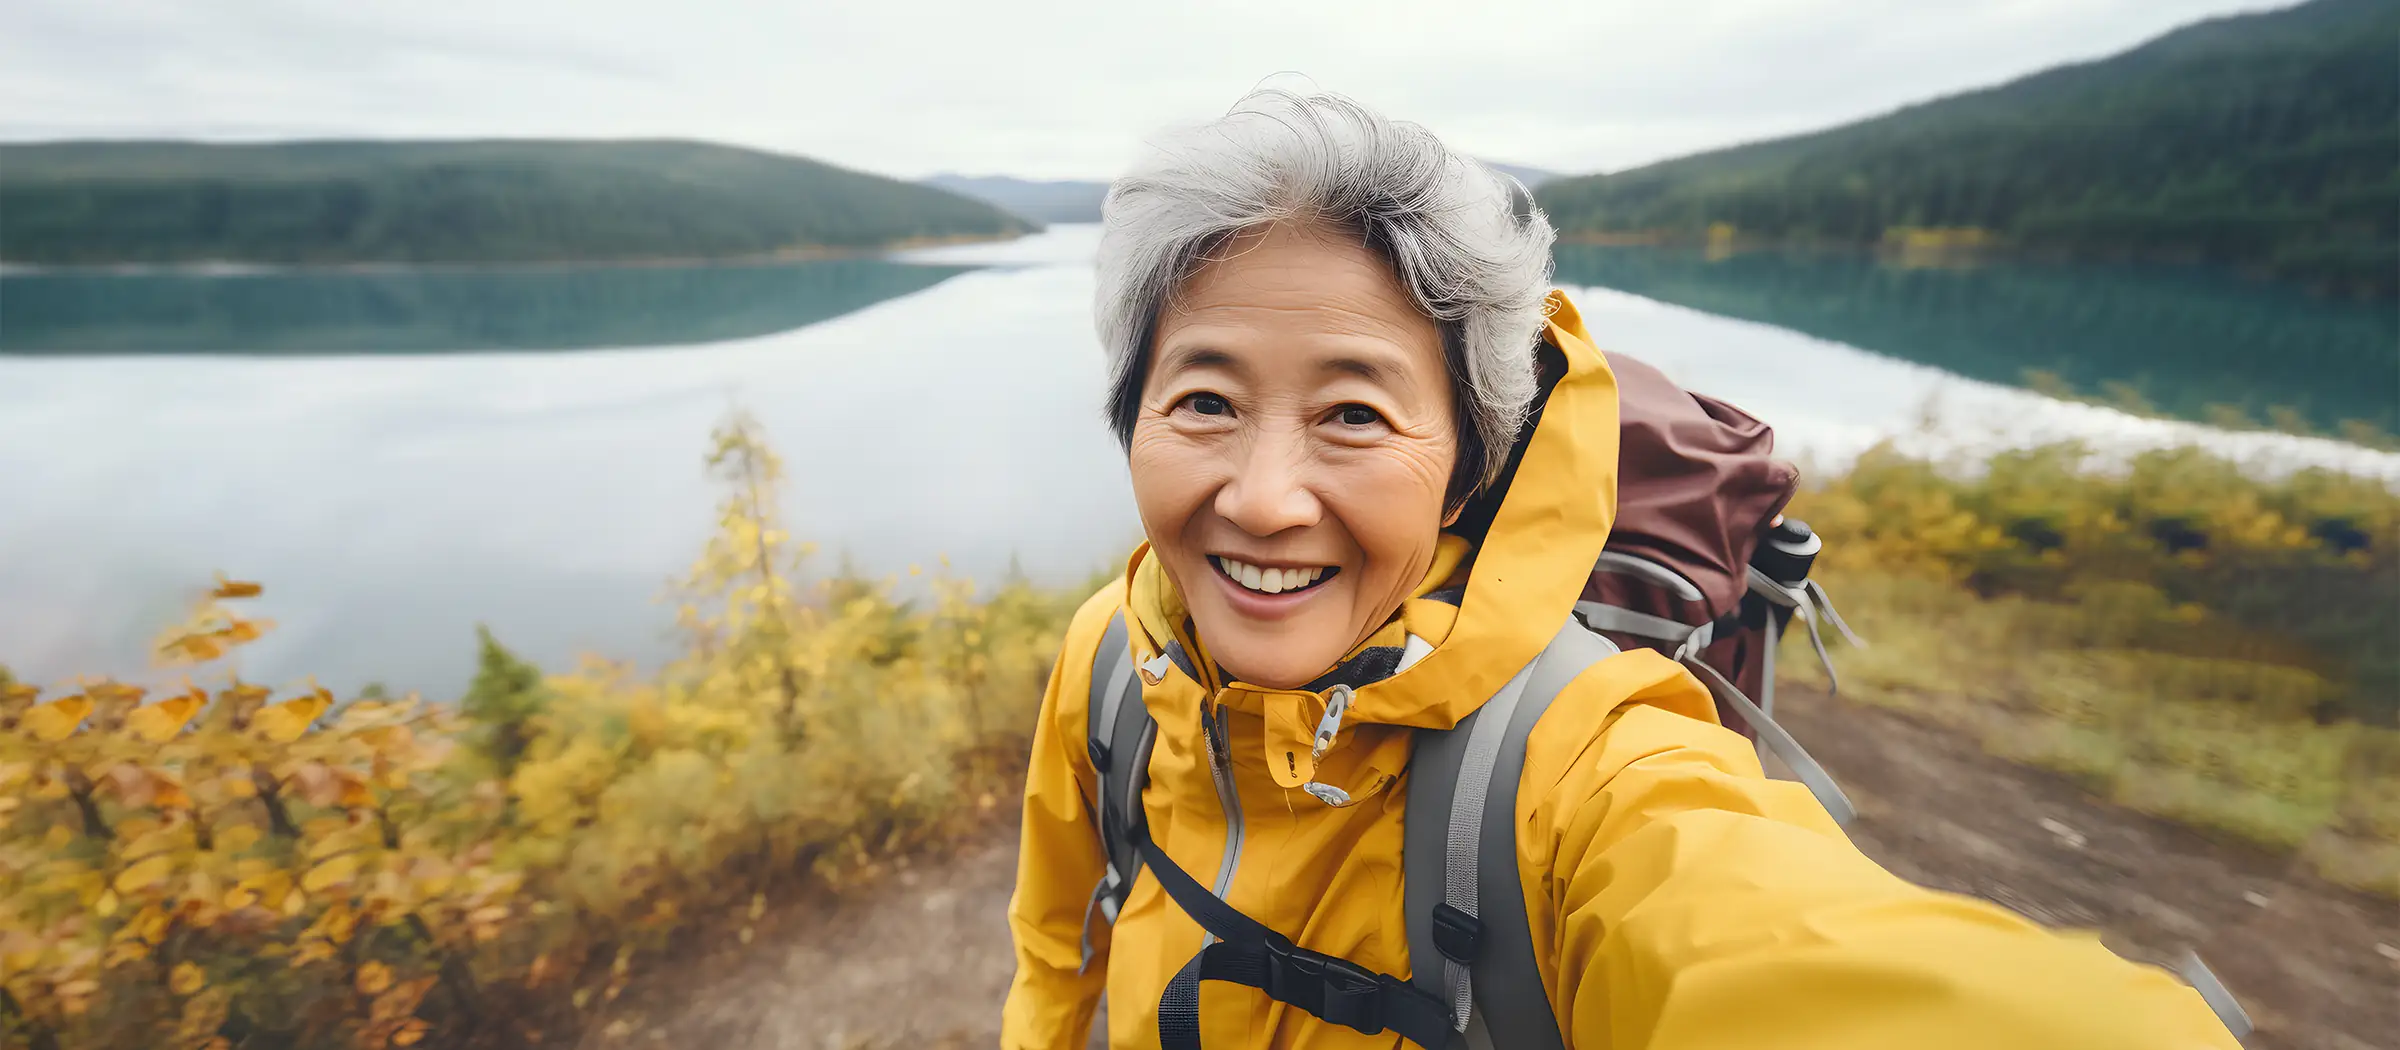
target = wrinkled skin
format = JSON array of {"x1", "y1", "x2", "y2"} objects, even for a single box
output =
[{"x1": 1127, "y1": 221, "x2": 1459, "y2": 689}]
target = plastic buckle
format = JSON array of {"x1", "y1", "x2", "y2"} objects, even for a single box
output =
[
  {"x1": 1261, "y1": 938, "x2": 1383, "y2": 1035},
  {"x1": 1430, "y1": 902, "x2": 1481, "y2": 964}
]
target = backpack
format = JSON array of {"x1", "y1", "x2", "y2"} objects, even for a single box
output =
[{"x1": 1073, "y1": 347, "x2": 1862, "y2": 1050}]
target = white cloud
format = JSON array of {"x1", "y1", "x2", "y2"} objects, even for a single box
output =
[{"x1": 0, "y1": 0, "x2": 2286, "y2": 179}]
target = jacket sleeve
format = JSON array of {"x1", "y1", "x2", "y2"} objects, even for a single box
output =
[
  {"x1": 999, "y1": 590, "x2": 1120, "y2": 1050},
  {"x1": 1539, "y1": 659, "x2": 2241, "y2": 1050}
]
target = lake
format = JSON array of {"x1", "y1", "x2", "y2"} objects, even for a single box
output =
[{"x1": 4, "y1": 224, "x2": 2394, "y2": 697}]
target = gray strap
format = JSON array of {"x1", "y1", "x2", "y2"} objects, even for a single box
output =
[
  {"x1": 1683, "y1": 657, "x2": 1858, "y2": 826},
  {"x1": 1406, "y1": 620, "x2": 1617, "y2": 1050},
  {"x1": 1087, "y1": 613, "x2": 1133, "y2": 753},
  {"x1": 1437, "y1": 652, "x2": 1544, "y2": 1027},
  {"x1": 1081, "y1": 613, "x2": 1150, "y2": 967},
  {"x1": 1573, "y1": 601, "x2": 1713, "y2": 651},
  {"x1": 1595, "y1": 551, "x2": 1704, "y2": 603},
  {"x1": 2175, "y1": 950, "x2": 2252, "y2": 1040},
  {"x1": 1475, "y1": 623, "x2": 1618, "y2": 1050}
]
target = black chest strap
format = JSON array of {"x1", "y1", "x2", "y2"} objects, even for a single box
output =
[{"x1": 1132, "y1": 815, "x2": 1455, "y2": 1050}]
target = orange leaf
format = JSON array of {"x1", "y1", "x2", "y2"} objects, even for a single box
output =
[
  {"x1": 23, "y1": 694, "x2": 93, "y2": 741},
  {"x1": 127, "y1": 690, "x2": 207, "y2": 743},
  {"x1": 337, "y1": 770, "x2": 376, "y2": 810},
  {"x1": 253, "y1": 693, "x2": 330, "y2": 742},
  {"x1": 169, "y1": 961, "x2": 207, "y2": 995},
  {"x1": 213, "y1": 576, "x2": 263, "y2": 599},
  {"x1": 355, "y1": 960, "x2": 393, "y2": 995}
]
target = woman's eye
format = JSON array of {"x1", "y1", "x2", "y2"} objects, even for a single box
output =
[
  {"x1": 1181, "y1": 393, "x2": 1231, "y2": 417},
  {"x1": 1334, "y1": 405, "x2": 1384, "y2": 427}
]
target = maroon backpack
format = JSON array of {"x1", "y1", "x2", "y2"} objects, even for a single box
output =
[{"x1": 1574, "y1": 349, "x2": 1862, "y2": 820}]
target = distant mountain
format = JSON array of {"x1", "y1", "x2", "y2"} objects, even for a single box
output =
[
  {"x1": 921, "y1": 175, "x2": 1104, "y2": 225},
  {"x1": 1482, "y1": 161, "x2": 1562, "y2": 189},
  {"x1": 0, "y1": 140, "x2": 1035, "y2": 266},
  {"x1": 929, "y1": 158, "x2": 1564, "y2": 225},
  {"x1": 1537, "y1": 0, "x2": 2398, "y2": 296}
]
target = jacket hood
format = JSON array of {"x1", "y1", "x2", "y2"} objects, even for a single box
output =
[{"x1": 1120, "y1": 289, "x2": 1620, "y2": 789}]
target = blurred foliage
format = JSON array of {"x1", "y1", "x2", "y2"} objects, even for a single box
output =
[
  {"x1": 1789, "y1": 438, "x2": 2400, "y2": 893},
  {"x1": 0, "y1": 140, "x2": 1034, "y2": 267},
  {"x1": 1538, "y1": 0, "x2": 2399, "y2": 297},
  {"x1": 1, "y1": 411, "x2": 1084, "y2": 1050}
]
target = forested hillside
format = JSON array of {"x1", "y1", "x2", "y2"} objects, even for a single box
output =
[
  {"x1": 0, "y1": 140, "x2": 1034, "y2": 266},
  {"x1": 1536, "y1": 0, "x2": 2398, "y2": 296}
]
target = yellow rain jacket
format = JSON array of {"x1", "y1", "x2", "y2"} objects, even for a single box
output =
[{"x1": 1002, "y1": 292, "x2": 2240, "y2": 1050}]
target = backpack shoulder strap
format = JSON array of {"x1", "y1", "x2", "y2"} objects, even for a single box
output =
[
  {"x1": 1405, "y1": 619, "x2": 1619, "y2": 1050},
  {"x1": 1079, "y1": 611, "x2": 1154, "y2": 971}
]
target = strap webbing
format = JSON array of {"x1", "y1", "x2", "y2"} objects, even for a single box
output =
[
  {"x1": 1434, "y1": 649, "x2": 1541, "y2": 1027},
  {"x1": 1406, "y1": 621, "x2": 1615, "y2": 1050},
  {"x1": 1135, "y1": 819, "x2": 1454, "y2": 1050},
  {"x1": 1573, "y1": 601, "x2": 1713, "y2": 652},
  {"x1": 1683, "y1": 657, "x2": 1857, "y2": 825}
]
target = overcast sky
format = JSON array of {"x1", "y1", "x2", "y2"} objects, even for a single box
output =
[{"x1": 2, "y1": 0, "x2": 2283, "y2": 180}]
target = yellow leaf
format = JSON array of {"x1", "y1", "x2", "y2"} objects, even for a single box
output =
[
  {"x1": 215, "y1": 824, "x2": 263, "y2": 854},
  {"x1": 302, "y1": 853, "x2": 359, "y2": 894},
  {"x1": 135, "y1": 906, "x2": 172, "y2": 945},
  {"x1": 95, "y1": 889, "x2": 120, "y2": 917},
  {"x1": 223, "y1": 886, "x2": 260, "y2": 911},
  {"x1": 170, "y1": 961, "x2": 207, "y2": 995},
  {"x1": 214, "y1": 575, "x2": 264, "y2": 599},
  {"x1": 115, "y1": 855, "x2": 176, "y2": 894},
  {"x1": 253, "y1": 693, "x2": 330, "y2": 742},
  {"x1": 23, "y1": 694, "x2": 93, "y2": 741},
  {"x1": 282, "y1": 888, "x2": 308, "y2": 917},
  {"x1": 355, "y1": 960, "x2": 393, "y2": 995},
  {"x1": 392, "y1": 1019, "x2": 429, "y2": 1047},
  {"x1": 126, "y1": 690, "x2": 207, "y2": 743}
]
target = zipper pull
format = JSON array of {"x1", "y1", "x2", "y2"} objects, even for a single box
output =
[{"x1": 1311, "y1": 684, "x2": 1353, "y2": 762}]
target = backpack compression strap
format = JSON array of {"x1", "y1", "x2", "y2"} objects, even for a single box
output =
[{"x1": 1404, "y1": 619, "x2": 1617, "y2": 1050}]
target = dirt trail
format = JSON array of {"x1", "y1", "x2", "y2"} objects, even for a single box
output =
[{"x1": 622, "y1": 688, "x2": 2399, "y2": 1050}]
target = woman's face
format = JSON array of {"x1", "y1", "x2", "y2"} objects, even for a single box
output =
[{"x1": 1129, "y1": 221, "x2": 1458, "y2": 690}]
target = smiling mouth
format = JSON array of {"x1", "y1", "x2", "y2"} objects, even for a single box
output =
[{"x1": 1209, "y1": 555, "x2": 1340, "y2": 596}]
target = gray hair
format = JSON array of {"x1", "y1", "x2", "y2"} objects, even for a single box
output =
[{"x1": 1095, "y1": 89, "x2": 1558, "y2": 507}]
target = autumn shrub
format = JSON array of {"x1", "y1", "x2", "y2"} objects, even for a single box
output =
[
  {"x1": 1, "y1": 409, "x2": 1085, "y2": 1050},
  {"x1": 1788, "y1": 439, "x2": 2400, "y2": 892}
]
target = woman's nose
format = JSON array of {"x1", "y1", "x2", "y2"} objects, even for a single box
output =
[{"x1": 1214, "y1": 435, "x2": 1322, "y2": 537}]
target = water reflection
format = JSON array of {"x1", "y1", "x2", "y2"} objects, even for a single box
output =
[
  {"x1": 1552, "y1": 245, "x2": 2400, "y2": 437},
  {"x1": 0, "y1": 258, "x2": 977, "y2": 354}
]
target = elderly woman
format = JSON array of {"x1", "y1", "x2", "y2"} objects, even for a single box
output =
[{"x1": 1001, "y1": 91, "x2": 2238, "y2": 1050}]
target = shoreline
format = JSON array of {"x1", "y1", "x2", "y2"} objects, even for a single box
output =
[
  {"x1": 0, "y1": 228, "x2": 1034, "y2": 277},
  {"x1": 1552, "y1": 230, "x2": 2393, "y2": 300}
]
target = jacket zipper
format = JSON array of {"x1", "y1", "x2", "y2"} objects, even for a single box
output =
[{"x1": 1199, "y1": 700, "x2": 1245, "y2": 944}]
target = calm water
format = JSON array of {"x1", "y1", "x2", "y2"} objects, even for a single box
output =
[{"x1": 4, "y1": 225, "x2": 2393, "y2": 696}]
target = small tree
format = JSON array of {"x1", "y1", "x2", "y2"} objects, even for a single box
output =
[
  {"x1": 672, "y1": 406, "x2": 812, "y2": 741},
  {"x1": 461, "y1": 624, "x2": 546, "y2": 779}
]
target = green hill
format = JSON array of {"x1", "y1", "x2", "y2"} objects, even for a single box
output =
[
  {"x1": 1536, "y1": 0, "x2": 2399, "y2": 296},
  {"x1": 0, "y1": 139, "x2": 1036, "y2": 266}
]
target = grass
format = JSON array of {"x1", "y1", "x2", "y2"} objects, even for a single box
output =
[{"x1": 1783, "y1": 569, "x2": 2399, "y2": 895}]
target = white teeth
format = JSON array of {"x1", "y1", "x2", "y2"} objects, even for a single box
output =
[{"x1": 1217, "y1": 558, "x2": 1330, "y2": 595}]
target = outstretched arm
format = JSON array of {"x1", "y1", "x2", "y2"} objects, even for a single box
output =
[{"x1": 1540, "y1": 663, "x2": 2239, "y2": 1050}]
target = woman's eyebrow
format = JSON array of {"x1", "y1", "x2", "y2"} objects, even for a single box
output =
[
  {"x1": 1318, "y1": 354, "x2": 1405, "y2": 388},
  {"x1": 1157, "y1": 345, "x2": 1244, "y2": 377}
]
